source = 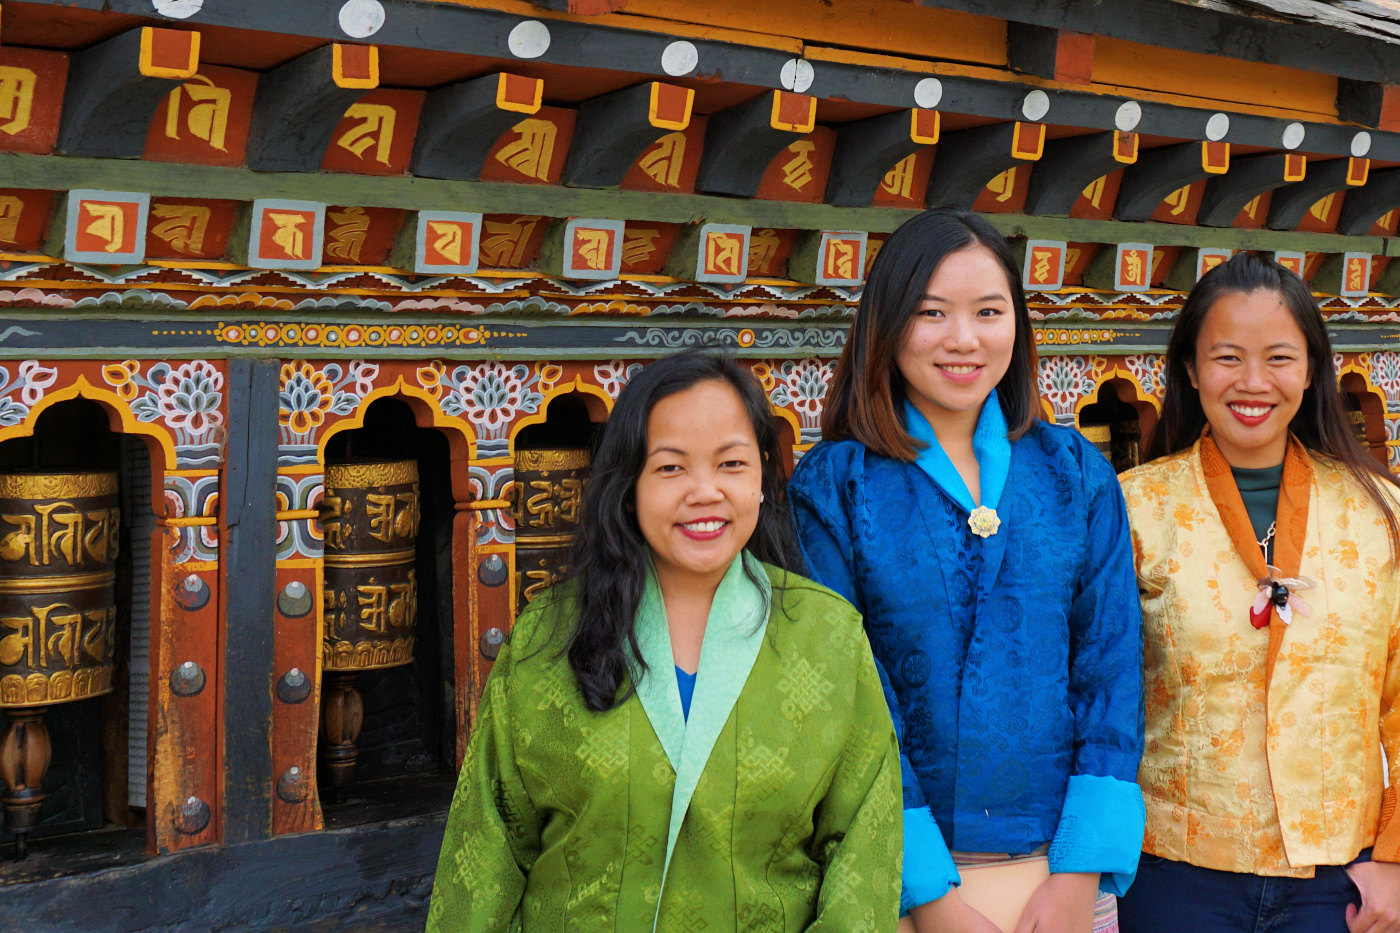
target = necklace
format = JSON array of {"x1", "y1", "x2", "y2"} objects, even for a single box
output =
[{"x1": 1257, "y1": 520, "x2": 1277, "y2": 563}]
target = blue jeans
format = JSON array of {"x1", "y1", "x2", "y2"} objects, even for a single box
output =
[{"x1": 1117, "y1": 853, "x2": 1362, "y2": 933}]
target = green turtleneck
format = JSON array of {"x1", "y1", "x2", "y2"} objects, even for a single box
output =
[{"x1": 1231, "y1": 463, "x2": 1283, "y2": 544}]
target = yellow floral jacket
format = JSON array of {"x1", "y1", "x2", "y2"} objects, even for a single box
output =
[{"x1": 1120, "y1": 438, "x2": 1400, "y2": 876}]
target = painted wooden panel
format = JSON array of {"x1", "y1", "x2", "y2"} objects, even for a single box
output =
[
  {"x1": 478, "y1": 107, "x2": 577, "y2": 186},
  {"x1": 0, "y1": 46, "x2": 69, "y2": 155},
  {"x1": 145, "y1": 198, "x2": 238, "y2": 261},
  {"x1": 322, "y1": 89, "x2": 427, "y2": 177},
  {"x1": 144, "y1": 65, "x2": 258, "y2": 168}
]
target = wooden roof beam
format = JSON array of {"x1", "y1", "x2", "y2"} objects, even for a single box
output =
[
  {"x1": 411, "y1": 72, "x2": 544, "y2": 181},
  {"x1": 926, "y1": 120, "x2": 1045, "y2": 210},
  {"x1": 246, "y1": 44, "x2": 378, "y2": 172},
  {"x1": 1116, "y1": 140, "x2": 1229, "y2": 222},
  {"x1": 1338, "y1": 168, "x2": 1400, "y2": 236},
  {"x1": 563, "y1": 81, "x2": 694, "y2": 189},
  {"x1": 1268, "y1": 157, "x2": 1369, "y2": 230},
  {"x1": 696, "y1": 90, "x2": 816, "y2": 198},
  {"x1": 1024, "y1": 131, "x2": 1136, "y2": 216},
  {"x1": 1198, "y1": 153, "x2": 1306, "y2": 228},
  {"x1": 1007, "y1": 23, "x2": 1094, "y2": 85},
  {"x1": 57, "y1": 27, "x2": 200, "y2": 158},
  {"x1": 825, "y1": 108, "x2": 939, "y2": 208}
]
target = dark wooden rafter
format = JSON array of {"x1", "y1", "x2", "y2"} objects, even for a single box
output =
[
  {"x1": 696, "y1": 91, "x2": 815, "y2": 198},
  {"x1": 412, "y1": 72, "x2": 543, "y2": 181},
  {"x1": 563, "y1": 81, "x2": 693, "y2": 189},
  {"x1": 247, "y1": 44, "x2": 376, "y2": 172},
  {"x1": 1116, "y1": 142, "x2": 1219, "y2": 222},
  {"x1": 1024, "y1": 132, "x2": 1125, "y2": 216},
  {"x1": 1006, "y1": 22, "x2": 1094, "y2": 84},
  {"x1": 926, "y1": 121, "x2": 1035, "y2": 210},
  {"x1": 1197, "y1": 154, "x2": 1302, "y2": 227},
  {"x1": 1268, "y1": 158, "x2": 1362, "y2": 229},
  {"x1": 57, "y1": 27, "x2": 198, "y2": 158},
  {"x1": 825, "y1": 109, "x2": 937, "y2": 207},
  {"x1": 1338, "y1": 167, "x2": 1400, "y2": 235}
]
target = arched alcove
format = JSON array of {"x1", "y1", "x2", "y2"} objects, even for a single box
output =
[
  {"x1": 1078, "y1": 378, "x2": 1156, "y2": 473},
  {"x1": 1341, "y1": 373, "x2": 1389, "y2": 466}
]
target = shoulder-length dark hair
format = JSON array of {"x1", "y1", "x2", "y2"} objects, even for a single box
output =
[
  {"x1": 821, "y1": 208, "x2": 1041, "y2": 460},
  {"x1": 561, "y1": 350, "x2": 803, "y2": 712},
  {"x1": 1148, "y1": 250, "x2": 1400, "y2": 552}
]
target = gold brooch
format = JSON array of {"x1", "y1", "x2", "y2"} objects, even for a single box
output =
[{"x1": 968, "y1": 506, "x2": 1001, "y2": 538}]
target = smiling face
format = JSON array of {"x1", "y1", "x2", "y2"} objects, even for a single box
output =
[
  {"x1": 634, "y1": 379, "x2": 763, "y2": 589},
  {"x1": 1188, "y1": 289, "x2": 1312, "y2": 468},
  {"x1": 894, "y1": 244, "x2": 1018, "y2": 429}
]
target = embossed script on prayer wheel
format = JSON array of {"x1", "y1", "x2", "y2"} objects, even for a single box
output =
[
  {"x1": 0, "y1": 472, "x2": 120, "y2": 709},
  {"x1": 320, "y1": 460, "x2": 420, "y2": 672},
  {"x1": 512, "y1": 448, "x2": 589, "y2": 612}
]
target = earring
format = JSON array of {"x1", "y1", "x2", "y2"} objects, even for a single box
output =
[{"x1": 759, "y1": 492, "x2": 766, "y2": 504}]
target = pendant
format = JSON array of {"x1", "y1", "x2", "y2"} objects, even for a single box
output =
[
  {"x1": 968, "y1": 505, "x2": 1001, "y2": 538},
  {"x1": 1250, "y1": 566, "x2": 1316, "y2": 629}
]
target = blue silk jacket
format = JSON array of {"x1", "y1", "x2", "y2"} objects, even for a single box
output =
[{"x1": 790, "y1": 415, "x2": 1145, "y2": 910}]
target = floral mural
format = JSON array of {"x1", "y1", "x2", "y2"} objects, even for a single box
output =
[
  {"x1": 1038, "y1": 356, "x2": 1098, "y2": 424},
  {"x1": 765, "y1": 358, "x2": 834, "y2": 444},
  {"x1": 420, "y1": 362, "x2": 543, "y2": 458},
  {"x1": 0, "y1": 361, "x2": 57, "y2": 427},
  {"x1": 277, "y1": 360, "x2": 379, "y2": 464},
  {"x1": 105, "y1": 360, "x2": 225, "y2": 468}
]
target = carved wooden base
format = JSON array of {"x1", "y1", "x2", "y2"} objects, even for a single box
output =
[
  {"x1": 318, "y1": 670, "x2": 363, "y2": 804},
  {"x1": 0, "y1": 707, "x2": 52, "y2": 860}
]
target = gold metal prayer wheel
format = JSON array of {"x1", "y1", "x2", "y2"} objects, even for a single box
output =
[
  {"x1": 0, "y1": 471, "x2": 119, "y2": 857},
  {"x1": 512, "y1": 448, "x2": 589, "y2": 613},
  {"x1": 318, "y1": 460, "x2": 420, "y2": 799},
  {"x1": 1080, "y1": 424, "x2": 1113, "y2": 463}
]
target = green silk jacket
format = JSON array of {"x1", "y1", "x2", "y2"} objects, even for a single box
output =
[{"x1": 427, "y1": 557, "x2": 902, "y2": 932}]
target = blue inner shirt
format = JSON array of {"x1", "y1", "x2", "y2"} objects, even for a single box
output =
[{"x1": 675, "y1": 666, "x2": 697, "y2": 720}]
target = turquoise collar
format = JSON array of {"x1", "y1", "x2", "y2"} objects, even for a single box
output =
[{"x1": 904, "y1": 392, "x2": 1011, "y2": 513}]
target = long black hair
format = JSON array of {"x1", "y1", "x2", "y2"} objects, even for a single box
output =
[
  {"x1": 823, "y1": 208, "x2": 1041, "y2": 460},
  {"x1": 562, "y1": 350, "x2": 803, "y2": 712},
  {"x1": 1148, "y1": 250, "x2": 1400, "y2": 552}
]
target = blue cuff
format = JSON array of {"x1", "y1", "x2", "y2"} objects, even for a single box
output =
[
  {"x1": 900, "y1": 807, "x2": 959, "y2": 915},
  {"x1": 1048, "y1": 774, "x2": 1146, "y2": 896}
]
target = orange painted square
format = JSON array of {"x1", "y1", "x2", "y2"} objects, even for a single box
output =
[
  {"x1": 145, "y1": 197, "x2": 237, "y2": 260},
  {"x1": 703, "y1": 231, "x2": 748, "y2": 278},
  {"x1": 146, "y1": 29, "x2": 197, "y2": 74},
  {"x1": 144, "y1": 65, "x2": 258, "y2": 167},
  {"x1": 498, "y1": 73, "x2": 543, "y2": 112},
  {"x1": 620, "y1": 222, "x2": 682, "y2": 275},
  {"x1": 1118, "y1": 247, "x2": 1151, "y2": 289},
  {"x1": 1284, "y1": 154, "x2": 1306, "y2": 182},
  {"x1": 872, "y1": 147, "x2": 933, "y2": 208},
  {"x1": 568, "y1": 225, "x2": 618, "y2": 274},
  {"x1": 1071, "y1": 170, "x2": 1123, "y2": 220},
  {"x1": 755, "y1": 127, "x2": 835, "y2": 203},
  {"x1": 772, "y1": 92, "x2": 816, "y2": 133},
  {"x1": 1344, "y1": 255, "x2": 1370, "y2": 293},
  {"x1": 746, "y1": 228, "x2": 797, "y2": 277},
  {"x1": 1113, "y1": 131, "x2": 1138, "y2": 164},
  {"x1": 1150, "y1": 180, "x2": 1205, "y2": 225},
  {"x1": 974, "y1": 164, "x2": 1031, "y2": 213},
  {"x1": 337, "y1": 44, "x2": 375, "y2": 83},
  {"x1": 1348, "y1": 157, "x2": 1370, "y2": 186},
  {"x1": 256, "y1": 207, "x2": 319, "y2": 262},
  {"x1": 649, "y1": 82, "x2": 692, "y2": 128},
  {"x1": 0, "y1": 189, "x2": 54, "y2": 252},
  {"x1": 1026, "y1": 244, "x2": 1064, "y2": 288},
  {"x1": 323, "y1": 206, "x2": 405, "y2": 265},
  {"x1": 480, "y1": 107, "x2": 577, "y2": 186},
  {"x1": 73, "y1": 198, "x2": 141, "y2": 256},
  {"x1": 1201, "y1": 141, "x2": 1229, "y2": 174},
  {"x1": 322, "y1": 89, "x2": 426, "y2": 176},
  {"x1": 823, "y1": 236, "x2": 865, "y2": 282},
  {"x1": 1275, "y1": 253, "x2": 1306, "y2": 276},
  {"x1": 0, "y1": 46, "x2": 69, "y2": 155},
  {"x1": 911, "y1": 108, "x2": 940, "y2": 144},
  {"x1": 422, "y1": 218, "x2": 479, "y2": 269},
  {"x1": 622, "y1": 119, "x2": 705, "y2": 194},
  {"x1": 1198, "y1": 249, "x2": 1231, "y2": 278},
  {"x1": 1011, "y1": 122, "x2": 1045, "y2": 161}
]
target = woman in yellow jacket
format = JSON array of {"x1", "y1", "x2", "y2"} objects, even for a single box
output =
[{"x1": 1116, "y1": 252, "x2": 1400, "y2": 933}]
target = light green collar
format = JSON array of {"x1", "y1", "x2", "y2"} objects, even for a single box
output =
[{"x1": 631, "y1": 550, "x2": 772, "y2": 928}]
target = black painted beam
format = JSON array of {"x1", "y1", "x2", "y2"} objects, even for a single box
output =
[
  {"x1": 1116, "y1": 142, "x2": 1217, "y2": 222},
  {"x1": 563, "y1": 82, "x2": 692, "y2": 189},
  {"x1": 925, "y1": 122, "x2": 1025, "y2": 210},
  {"x1": 1025, "y1": 132, "x2": 1124, "y2": 216},
  {"x1": 1198, "y1": 154, "x2": 1299, "y2": 228},
  {"x1": 826, "y1": 109, "x2": 936, "y2": 208},
  {"x1": 696, "y1": 91, "x2": 814, "y2": 198},
  {"x1": 412, "y1": 72, "x2": 542, "y2": 181},
  {"x1": 1268, "y1": 158, "x2": 1359, "y2": 230},
  {"x1": 56, "y1": 28, "x2": 192, "y2": 158},
  {"x1": 221, "y1": 359, "x2": 280, "y2": 845},
  {"x1": 1338, "y1": 78, "x2": 1387, "y2": 128},
  {"x1": 246, "y1": 45, "x2": 372, "y2": 172},
  {"x1": 1338, "y1": 167, "x2": 1400, "y2": 236}
]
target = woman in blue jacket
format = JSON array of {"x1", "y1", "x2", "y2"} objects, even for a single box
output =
[{"x1": 789, "y1": 209, "x2": 1144, "y2": 933}]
